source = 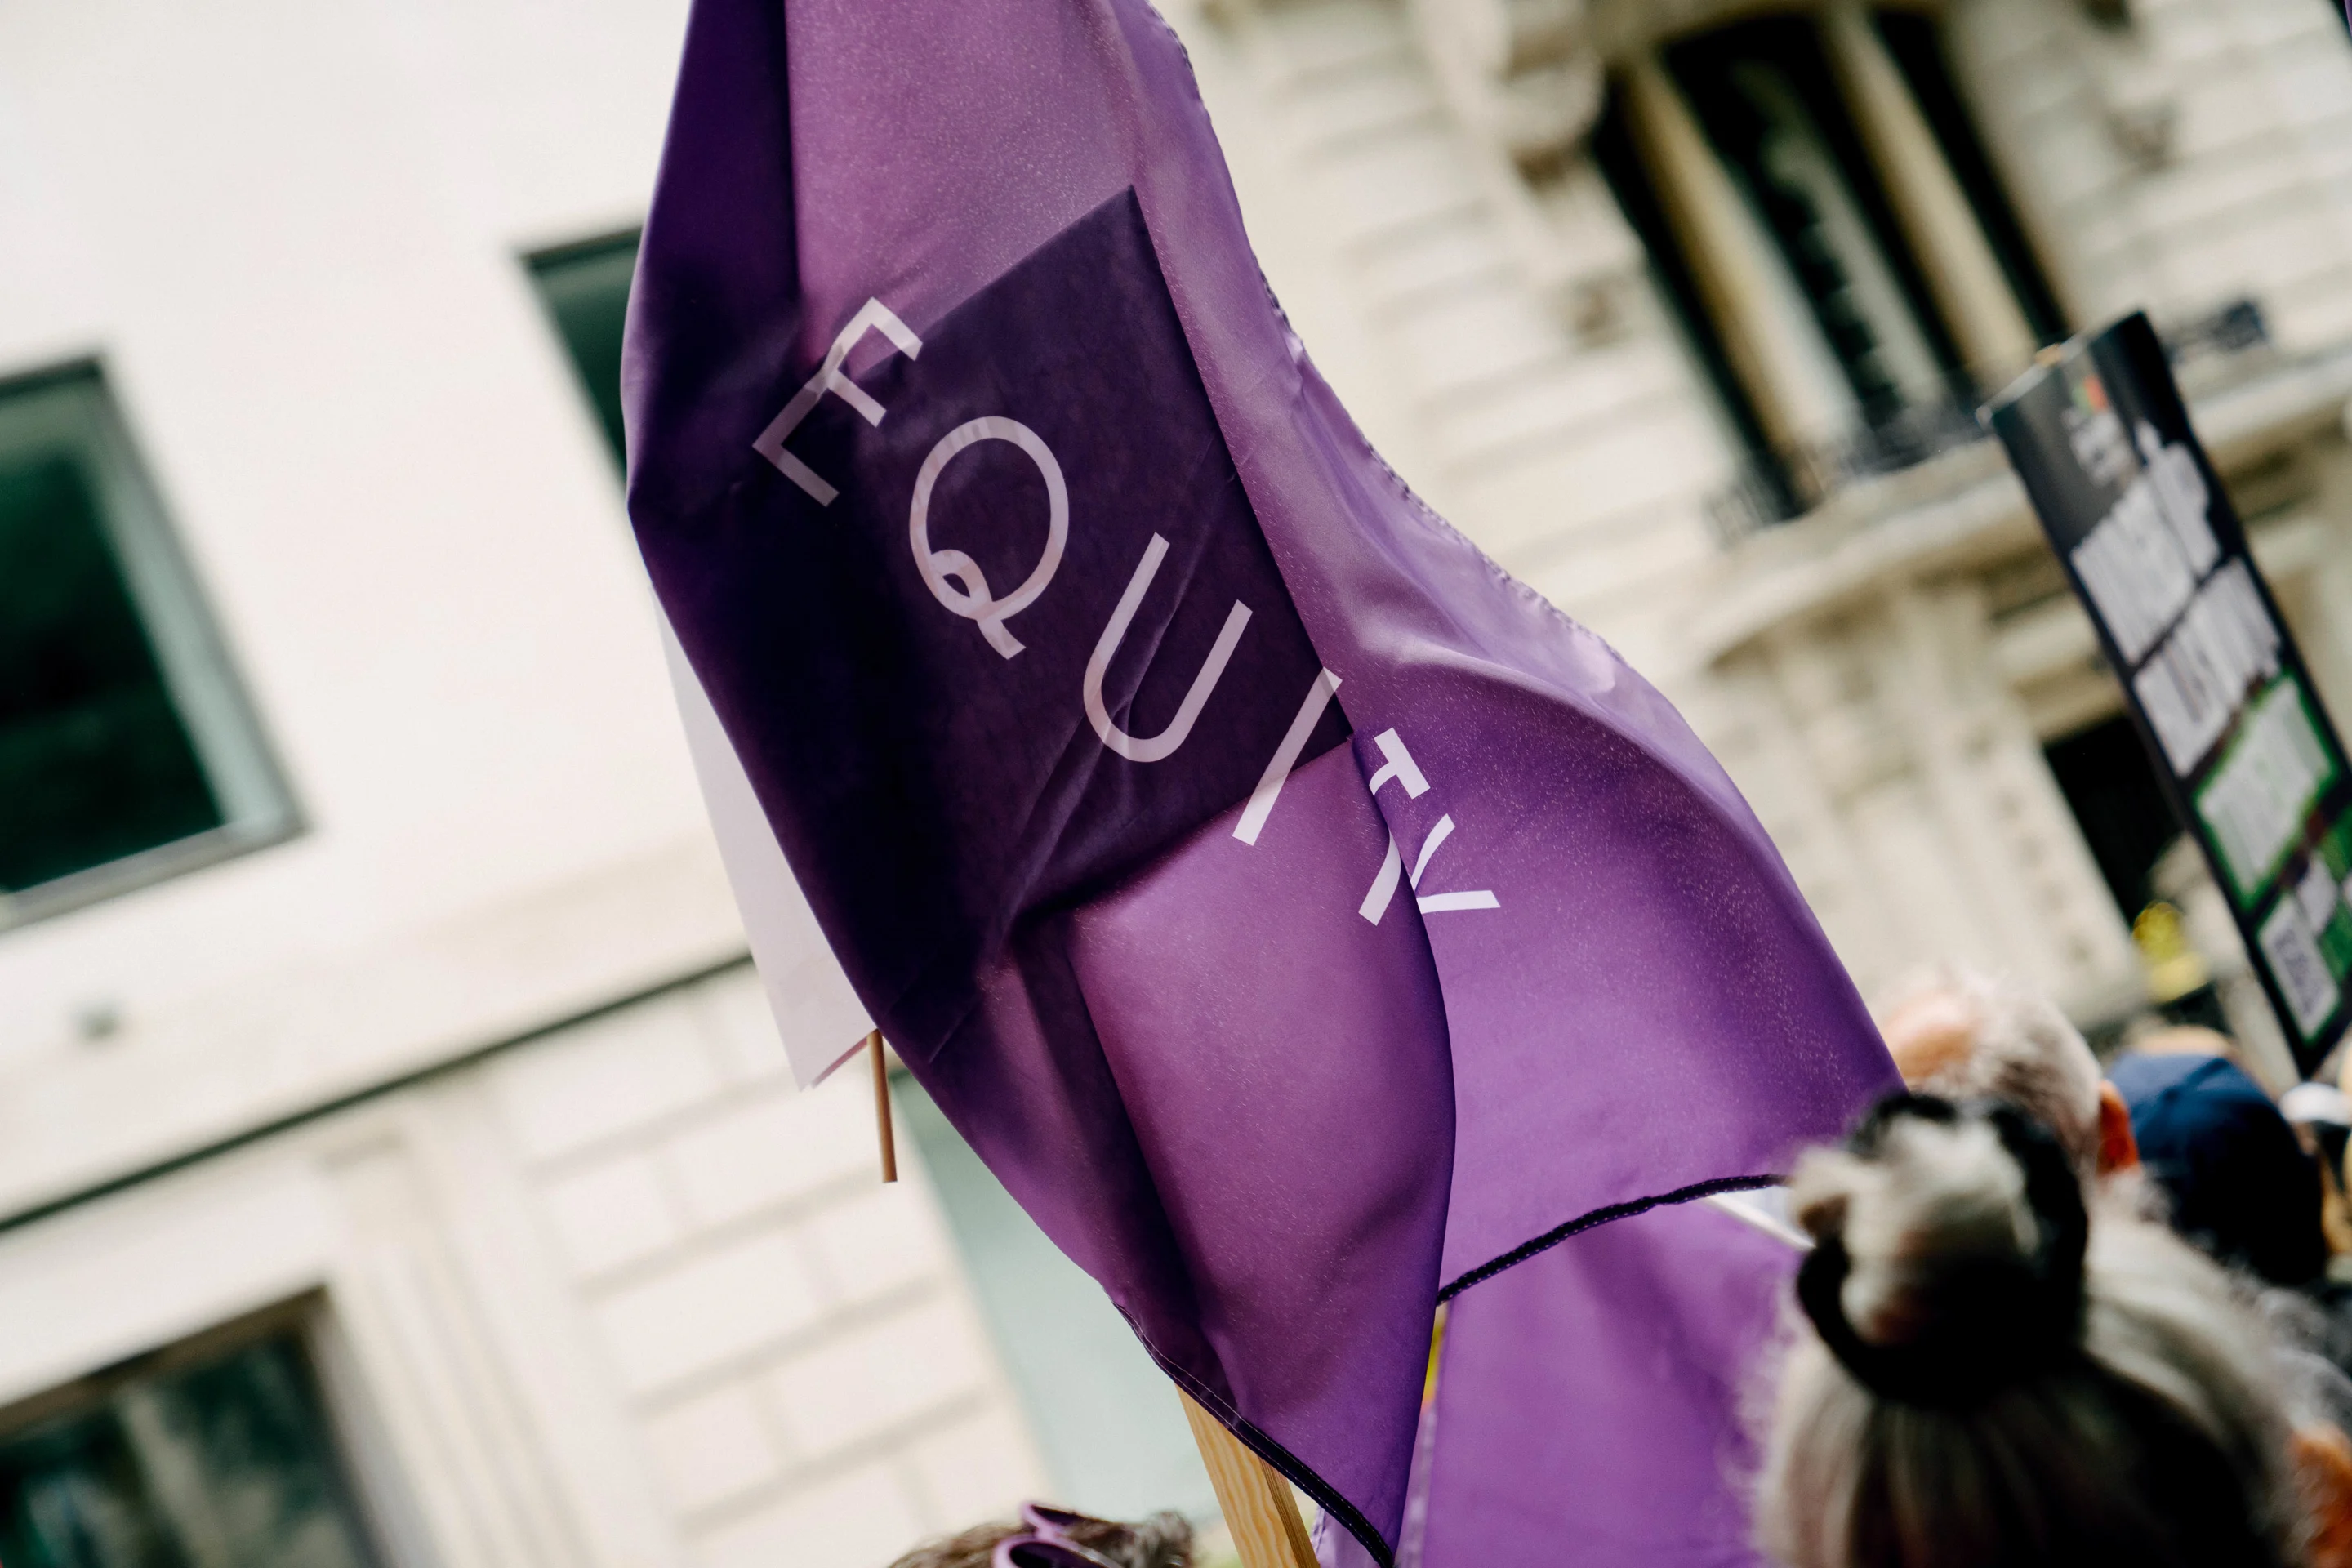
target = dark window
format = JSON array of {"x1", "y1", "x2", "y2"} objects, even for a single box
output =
[
  {"x1": 1602, "y1": 8, "x2": 2065, "y2": 533},
  {"x1": 0, "y1": 454, "x2": 217, "y2": 889},
  {"x1": 1874, "y1": 11, "x2": 2069, "y2": 345},
  {"x1": 526, "y1": 233, "x2": 640, "y2": 468},
  {"x1": 2045, "y1": 712, "x2": 2183, "y2": 918},
  {"x1": 0, "y1": 1318, "x2": 381, "y2": 1568},
  {"x1": 1668, "y1": 14, "x2": 1968, "y2": 426},
  {"x1": 0, "y1": 365, "x2": 292, "y2": 918}
]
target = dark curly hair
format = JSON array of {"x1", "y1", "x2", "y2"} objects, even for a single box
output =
[{"x1": 888, "y1": 1508, "x2": 1192, "y2": 1568}]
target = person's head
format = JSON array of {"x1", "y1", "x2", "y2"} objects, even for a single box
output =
[
  {"x1": 889, "y1": 1506, "x2": 1192, "y2": 1568},
  {"x1": 2109, "y1": 1050, "x2": 2328, "y2": 1288},
  {"x1": 1757, "y1": 1094, "x2": 2301, "y2": 1568},
  {"x1": 1876, "y1": 967, "x2": 2136, "y2": 1175}
]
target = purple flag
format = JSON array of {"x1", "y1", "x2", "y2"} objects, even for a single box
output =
[
  {"x1": 1418, "y1": 1199, "x2": 1802, "y2": 1568},
  {"x1": 622, "y1": 1, "x2": 1897, "y2": 1557}
]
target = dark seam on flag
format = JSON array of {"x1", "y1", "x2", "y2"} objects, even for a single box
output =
[
  {"x1": 1129, "y1": 1330, "x2": 1396, "y2": 1568},
  {"x1": 1437, "y1": 1174, "x2": 1784, "y2": 1303}
]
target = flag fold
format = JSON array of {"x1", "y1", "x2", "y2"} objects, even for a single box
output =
[{"x1": 624, "y1": 1, "x2": 1895, "y2": 1557}]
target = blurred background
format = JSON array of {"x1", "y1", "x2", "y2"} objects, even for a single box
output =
[{"x1": 3, "y1": 0, "x2": 2352, "y2": 1564}]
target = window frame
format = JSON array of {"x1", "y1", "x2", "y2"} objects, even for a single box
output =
[
  {"x1": 0, "y1": 1293, "x2": 394, "y2": 1568},
  {"x1": 1595, "y1": 3, "x2": 2069, "y2": 529}
]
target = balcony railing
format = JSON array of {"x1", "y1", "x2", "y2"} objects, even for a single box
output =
[{"x1": 1703, "y1": 299, "x2": 2272, "y2": 545}]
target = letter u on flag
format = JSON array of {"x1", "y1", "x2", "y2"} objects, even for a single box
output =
[{"x1": 622, "y1": 2, "x2": 1898, "y2": 1558}]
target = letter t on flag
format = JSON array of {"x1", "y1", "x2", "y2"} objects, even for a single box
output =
[{"x1": 621, "y1": 2, "x2": 1898, "y2": 1560}]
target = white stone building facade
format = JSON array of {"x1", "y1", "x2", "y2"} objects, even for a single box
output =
[
  {"x1": 2, "y1": 1, "x2": 2351, "y2": 1566},
  {"x1": 0, "y1": 4, "x2": 1067, "y2": 1564},
  {"x1": 1198, "y1": 0, "x2": 2352, "y2": 1081}
]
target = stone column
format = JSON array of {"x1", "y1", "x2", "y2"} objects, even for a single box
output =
[
  {"x1": 1820, "y1": 0, "x2": 2040, "y2": 380},
  {"x1": 1619, "y1": 50, "x2": 1855, "y2": 457}
]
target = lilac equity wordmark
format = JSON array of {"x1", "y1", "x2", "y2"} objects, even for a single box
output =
[
  {"x1": 751, "y1": 290, "x2": 1258, "y2": 763},
  {"x1": 745, "y1": 271, "x2": 1349, "y2": 840},
  {"x1": 749, "y1": 286, "x2": 1506, "y2": 914}
]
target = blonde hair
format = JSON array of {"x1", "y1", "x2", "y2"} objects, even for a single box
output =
[{"x1": 1757, "y1": 1098, "x2": 2300, "y2": 1568}]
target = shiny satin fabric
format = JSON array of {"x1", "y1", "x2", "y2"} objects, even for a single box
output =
[{"x1": 622, "y1": 2, "x2": 1896, "y2": 1557}]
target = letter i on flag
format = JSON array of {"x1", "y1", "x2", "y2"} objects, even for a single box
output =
[{"x1": 622, "y1": 2, "x2": 1898, "y2": 1559}]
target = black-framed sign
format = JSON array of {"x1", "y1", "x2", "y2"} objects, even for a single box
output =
[{"x1": 1987, "y1": 312, "x2": 2352, "y2": 1076}]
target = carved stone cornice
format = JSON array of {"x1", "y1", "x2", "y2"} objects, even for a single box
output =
[
  {"x1": 1410, "y1": 0, "x2": 2032, "y2": 166},
  {"x1": 1585, "y1": 0, "x2": 1944, "y2": 60},
  {"x1": 1408, "y1": 0, "x2": 1603, "y2": 166},
  {"x1": 1689, "y1": 349, "x2": 2352, "y2": 662}
]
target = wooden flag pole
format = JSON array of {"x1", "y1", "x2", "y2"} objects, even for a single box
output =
[
  {"x1": 1178, "y1": 1388, "x2": 1317, "y2": 1568},
  {"x1": 868, "y1": 1029, "x2": 898, "y2": 1184}
]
